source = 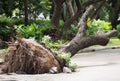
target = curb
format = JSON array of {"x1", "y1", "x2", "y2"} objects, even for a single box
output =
[{"x1": 79, "y1": 46, "x2": 120, "y2": 53}]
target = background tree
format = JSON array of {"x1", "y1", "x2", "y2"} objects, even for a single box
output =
[{"x1": 24, "y1": 0, "x2": 28, "y2": 26}]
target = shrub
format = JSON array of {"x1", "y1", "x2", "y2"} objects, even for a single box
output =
[
  {"x1": 86, "y1": 19, "x2": 112, "y2": 35},
  {"x1": 0, "y1": 16, "x2": 23, "y2": 41},
  {"x1": 117, "y1": 24, "x2": 120, "y2": 39},
  {"x1": 0, "y1": 16, "x2": 23, "y2": 26},
  {"x1": 16, "y1": 21, "x2": 52, "y2": 40},
  {"x1": 41, "y1": 35, "x2": 65, "y2": 51}
]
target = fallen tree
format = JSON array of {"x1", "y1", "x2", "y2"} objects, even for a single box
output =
[
  {"x1": 59, "y1": 6, "x2": 117, "y2": 57},
  {"x1": 0, "y1": 3, "x2": 117, "y2": 74}
]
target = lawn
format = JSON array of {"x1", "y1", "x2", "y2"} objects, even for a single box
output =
[{"x1": 107, "y1": 38, "x2": 120, "y2": 46}]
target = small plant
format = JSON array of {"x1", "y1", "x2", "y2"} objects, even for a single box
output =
[
  {"x1": 41, "y1": 35, "x2": 65, "y2": 51},
  {"x1": 42, "y1": 35, "x2": 51, "y2": 43},
  {"x1": 16, "y1": 22, "x2": 52, "y2": 40},
  {"x1": 57, "y1": 52, "x2": 78, "y2": 71},
  {"x1": 58, "y1": 52, "x2": 71, "y2": 65},
  {"x1": 69, "y1": 63, "x2": 78, "y2": 72}
]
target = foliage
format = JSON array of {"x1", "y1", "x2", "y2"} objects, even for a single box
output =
[
  {"x1": 0, "y1": 0, "x2": 51, "y2": 19},
  {"x1": 0, "y1": 16, "x2": 14, "y2": 26},
  {"x1": 0, "y1": 1, "x2": 4, "y2": 14},
  {"x1": 69, "y1": 63, "x2": 78, "y2": 72},
  {"x1": 0, "y1": 15, "x2": 23, "y2": 25},
  {"x1": 0, "y1": 16, "x2": 12, "y2": 41},
  {"x1": 42, "y1": 35, "x2": 51, "y2": 44},
  {"x1": 0, "y1": 0, "x2": 17, "y2": 17},
  {"x1": 98, "y1": 3, "x2": 115, "y2": 22},
  {"x1": 0, "y1": 16, "x2": 23, "y2": 41},
  {"x1": 59, "y1": 20, "x2": 78, "y2": 40},
  {"x1": 58, "y1": 52, "x2": 78, "y2": 71},
  {"x1": 40, "y1": 0, "x2": 52, "y2": 11},
  {"x1": 41, "y1": 35, "x2": 77, "y2": 69},
  {"x1": 59, "y1": 20, "x2": 64, "y2": 33},
  {"x1": 16, "y1": 20, "x2": 52, "y2": 40},
  {"x1": 117, "y1": 24, "x2": 120, "y2": 39},
  {"x1": 41, "y1": 35, "x2": 78, "y2": 71},
  {"x1": 42, "y1": 35, "x2": 64, "y2": 51},
  {"x1": 58, "y1": 52, "x2": 71, "y2": 65},
  {"x1": 28, "y1": 0, "x2": 52, "y2": 19},
  {"x1": 70, "y1": 24, "x2": 78, "y2": 35},
  {"x1": 0, "y1": 25, "x2": 10, "y2": 41},
  {"x1": 64, "y1": 24, "x2": 78, "y2": 40},
  {"x1": 86, "y1": 19, "x2": 112, "y2": 35}
]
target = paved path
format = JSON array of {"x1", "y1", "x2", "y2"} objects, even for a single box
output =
[{"x1": 0, "y1": 48, "x2": 120, "y2": 81}]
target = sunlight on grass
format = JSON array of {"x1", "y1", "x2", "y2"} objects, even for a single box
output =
[{"x1": 107, "y1": 38, "x2": 120, "y2": 46}]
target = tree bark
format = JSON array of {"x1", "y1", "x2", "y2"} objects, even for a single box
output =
[
  {"x1": 91, "y1": 0, "x2": 106, "y2": 19},
  {"x1": 24, "y1": 0, "x2": 28, "y2": 26},
  {"x1": 59, "y1": 30, "x2": 117, "y2": 57},
  {"x1": 51, "y1": 0, "x2": 65, "y2": 29},
  {"x1": 61, "y1": 0, "x2": 105, "y2": 38},
  {"x1": 59, "y1": 5, "x2": 117, "y2": 57},
  {"x1": 51, "y1": 0, "x2": 65, "y2": 39},
  {"x1": 61, "y1": 0, "x2": 82, "y2": 38},
  {"x1": 111, "y1": 0, "x2": 120, "y2": 29},
  {"x1": 66, "y1": 0, "x2": 75, "y2": 17}
]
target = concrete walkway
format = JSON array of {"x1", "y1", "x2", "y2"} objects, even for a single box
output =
[{"x1": 0, "y1": 47, "x2": 120, "y2": 81}]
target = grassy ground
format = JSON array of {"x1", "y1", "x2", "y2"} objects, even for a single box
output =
[{"x1": 107, "y1": 37, "x2": 120, "y2": 46}]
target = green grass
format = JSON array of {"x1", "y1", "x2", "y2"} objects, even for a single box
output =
[{"x1": 107, "y1": 38, "x2": 120, "y2": 46}]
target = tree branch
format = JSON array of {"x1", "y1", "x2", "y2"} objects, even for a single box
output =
[
  {"x1": 83, "y1": 0, "x2": 106, "y2": 7},
  {"x1": 60, "y1": 0, "x2": 105, "y2": 38},
  {"x1": 51, "y1": 0, "x2": 65, "y2": 29},
  {"x1": 105, "y1": 30, "x2": 118, "y2": 38},
  {"x1": 77, "y1": 5, "x2": 94, "y2": 37},
  {"x1": 59, "y1": 29, "x2": 117, "y2": 57},
  {"x1": 91, "y1": 0, "x2": 106, "y2": 19},
  {"x1": 66, "y1": 0, "x2": 75, "y2": 17},
  {"x1": 61, "y1": 0, "x2": 82, "y2": 38},
  {"x1": 75, "y1": 0, "x2": 81, "y2": 10}
]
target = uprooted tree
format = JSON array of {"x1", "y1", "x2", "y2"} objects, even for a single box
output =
[{"x1": 0, "y1": 0, "x2": 117, "y2": 74}]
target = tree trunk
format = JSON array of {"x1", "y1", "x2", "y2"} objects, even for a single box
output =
[
  {"x1": 51, "y1": 0, "x2": 65, "y2": 29},
  {"x1": 61, "y1": 0, "x2": 82, "y2": 39},
  {"x1": 66, "y1": 0, "x2": 75, "y2": 17},
  {"x1": 24, "y1": 0, "x2": 28, "y2": 26},
  {"x1": 51, "y1": 0, "x2": 65, "y2": 39},
  {"x1": 59, "y1": 31, "x2": 117, "y2": 57}
]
